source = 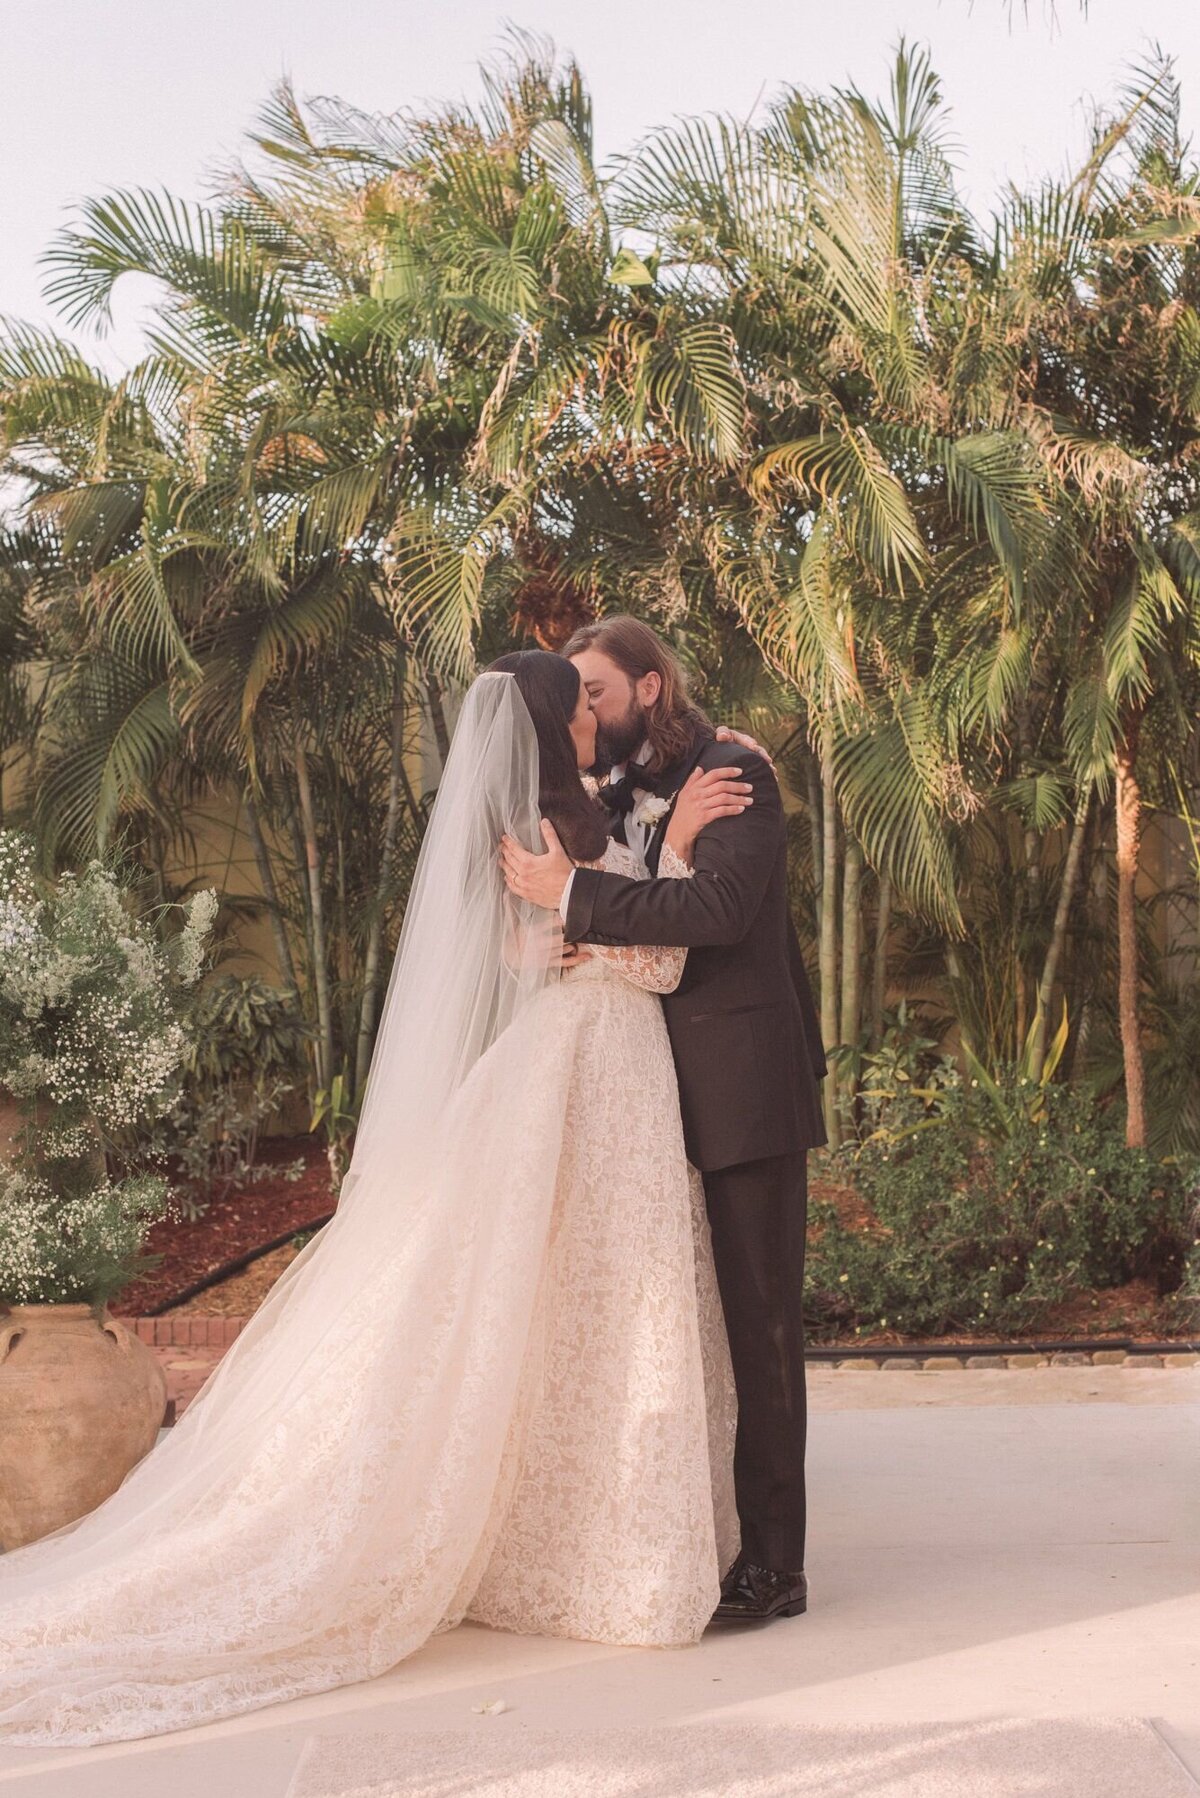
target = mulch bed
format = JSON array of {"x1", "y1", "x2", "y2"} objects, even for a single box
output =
[
  {"x1": 111, "y1": 1144, "x2": 1193, "y2": 1343},
  {"x1": 110, "y1": 1134, "x2": 336, "y2": 1317},
  {"x1": 164, "y1": 1240, "x2": 310, "y2": 1316}
]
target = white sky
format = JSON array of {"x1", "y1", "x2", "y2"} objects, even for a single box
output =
[{"x1": 1, "y1": 0, "x2": 1197, "y2": 372}]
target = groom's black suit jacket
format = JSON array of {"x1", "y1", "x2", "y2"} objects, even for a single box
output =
[{"x1": 565, "y1": 732, "x2": 828, "y2": 1174}]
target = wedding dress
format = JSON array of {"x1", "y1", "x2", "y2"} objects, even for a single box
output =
[{"x1": 0, "y1": 673, "x2": 738, "y2": 1746}]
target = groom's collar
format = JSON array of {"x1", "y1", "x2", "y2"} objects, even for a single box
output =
[
  {"x1": 609, "y1": 738, "x2": 653, "y2": 784},
  {"x1": 660, "y1": 729, "x2": 711, "y2": 797}
]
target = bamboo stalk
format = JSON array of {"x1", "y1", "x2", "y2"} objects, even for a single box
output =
[
  {"x1": 243, "y1": 783, "x2": 299, "y2": 997},
  {"x1": 819, "y1": 716, "x2": 840, "y2": 1150},
  {"x1": 870, "y1": 868, "x2": 891, "y2": 1051},
  {"x1": 1072, "y1": 796, "x2": 1106, "y2": 1073},
  {"x1": 804, "y1": 741, "x2": 823, "y2": 902},
  {"x1": 285, "y1": 798, "x2": 316, "y2": 984},
  {"x1": 290, "y1": 694, "x2": 334, "y2": 1098},
  {"x1": 1015, "y1": 696, "x2": 1038, "y2": 1055},
  {"x1": 1114, "y1": 716, "x2": 1146, "y2": 1148},
  {"x1": 354, "y1": 653, "x2": 410, "y2": 1097},
  {"x1": 840, "y1": 833, "x2": 863, "y2": 1071},
  {"x1": 425, "y1": 669, "x2": 451, "y2": 768},
  {"x1": 1028, "y1": 789, "x2": 1091, "y2": 1081}
]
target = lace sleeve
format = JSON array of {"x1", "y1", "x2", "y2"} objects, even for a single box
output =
[{"x1": 575, "y1": 841, "x2": 694, "y2": 993}]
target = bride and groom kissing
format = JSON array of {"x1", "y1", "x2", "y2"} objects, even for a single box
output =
[{"x1": 0, "y1": 616, "x2": 828, "y2": 1748}]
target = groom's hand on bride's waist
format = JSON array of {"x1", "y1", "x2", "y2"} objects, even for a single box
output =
[{"x1": 501, "y1": 819, "x2": 573, "y2": 910}]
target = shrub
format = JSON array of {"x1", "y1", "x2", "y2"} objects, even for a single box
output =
[
  {"x1": 807, "y1": 1058, "x2": 1200, "y2": 1340},
  {"x1": 140, "y1": 974, "x2": 311, "y2": 1217},
  {"x1": 0, "y1": 830, "x2": 217, "y2": 1306}
]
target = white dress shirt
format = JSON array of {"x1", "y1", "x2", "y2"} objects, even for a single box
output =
[{"x1": 560, "y1": 741, "x2": 656, "y2": 923}]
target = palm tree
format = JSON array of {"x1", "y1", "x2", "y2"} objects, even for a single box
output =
[
  {"x1": 992, "y1": 53, "x2": 1200, "y2": 1141},
  {"x1": 5, "y1": 28, "x2": 1200, "y2": 1168}
]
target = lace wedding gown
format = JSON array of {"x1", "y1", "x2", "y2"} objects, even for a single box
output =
[{"x1": 0, "y1": 837, "x2": 739, "y2": 1746}]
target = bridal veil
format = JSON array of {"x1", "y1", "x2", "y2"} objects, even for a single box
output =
[{"x1": 0, "y1": 671, "x2": 573, "y2": 1743}]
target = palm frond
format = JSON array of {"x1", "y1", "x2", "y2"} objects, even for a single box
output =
[{"x1": 42, "y1": 189, "x2": 294, "y2": 347}]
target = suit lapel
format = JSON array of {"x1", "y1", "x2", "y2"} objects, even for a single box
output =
[{"x1": 645, "y1": 737, "x2": 708, "y2": 875}]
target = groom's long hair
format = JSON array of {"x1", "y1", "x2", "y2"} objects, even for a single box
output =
[{"x1": 560, "y1": 615, "x2": 713, "y2": 775}]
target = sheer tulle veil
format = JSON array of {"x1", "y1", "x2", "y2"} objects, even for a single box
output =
[{"x1": 0, "y1": 669, "x2": 561, "y2": 1742}]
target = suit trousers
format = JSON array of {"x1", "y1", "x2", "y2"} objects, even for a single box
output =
[{"x1": 701, "y1": 1150, "x2": 808, "y2": 1571}]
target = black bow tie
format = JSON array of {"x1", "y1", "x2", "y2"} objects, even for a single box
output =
[{"x1": 598, "y1": 763, "x2": 673, "y2": 817}]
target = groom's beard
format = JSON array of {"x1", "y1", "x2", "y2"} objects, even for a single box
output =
[{"x1": 592, "y1": 698, "x2": 647, "y2": 771}]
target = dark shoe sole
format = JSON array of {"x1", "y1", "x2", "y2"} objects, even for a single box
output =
[{"x1": 711, "y1": 1594, "x2": 807, "y2": 1623}]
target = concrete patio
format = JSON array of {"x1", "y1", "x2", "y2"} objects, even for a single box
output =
[{"x1": 1, "y1": 1363, "x2": 1196, "y2": 1796}]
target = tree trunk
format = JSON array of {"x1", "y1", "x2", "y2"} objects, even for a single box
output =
[
  {"x1": 1015, "y1": 828, "x2": 1040, "y2": 1054},
  {"x1": 869, "y1": 869, "x2": 891, "y2": 1051},
  {"x1": 1072, "y1": 796, "x2": 1107, "y2": 1075},
  {"x1": 285, "y1": 799, "x2": 316, "y2": 985},
  {"x1": 1028, "y1": 789, "x2": 1090, "y2": 1082},
  {"x1": 804, "y1": 743, "x2": 823, "y2": 903},
  {"x1": 425, "y1": 670, "x2": 451, "y2": 768},
  {"x1": 840, "y1": 832, "x2": 863, "y2": 1086},
  {"x1": 1114, "y1": 715, "x2": 1146, "y2": 1147},
  {"x1": 1014, "y1": 696, "x2": 1038, "y2": 1057},
  {"x1": 354, "y1": 654, "x2": 410, "y2": 1099},
  {"x1": 1013, "y1": 945, "x2": 1027, "y2": 1059},
  {"x1": 290, "y1": 695, "x2": 334, "y2": 1099},
  {"x1": 243, "y1": 783, "x2": 299, "y2": 997},
  {"x1": 334, "y1": 802, "x2": 351, "y2": 1004},
  {"x1": 819, "y1": 718, "x2": 840, "y2": 1149}
]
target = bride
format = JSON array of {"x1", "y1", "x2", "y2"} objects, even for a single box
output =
[{"x1": 0, "y1": 652, "x2": 741, "y2": 1746}]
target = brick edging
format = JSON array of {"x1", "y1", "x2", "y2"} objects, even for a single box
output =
[
  {"x1": 125, "y1": 1315, "x2": 250, "y2": 1348},
  {"x1": 122, "y1": 1315, "x2": 1199, "y2": 1368},
  {"x1": 817, "y1": 1348, "x2": 1198, "y2": 1369}
]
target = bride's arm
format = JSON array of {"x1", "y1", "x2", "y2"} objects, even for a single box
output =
[{"x1": 571, "y1": 844, "x2": 694, "y2": 994}]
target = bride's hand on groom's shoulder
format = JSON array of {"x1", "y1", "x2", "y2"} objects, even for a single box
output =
[
  {"x1": 715, "y1": 724, "x2": 776, "y2": 772},
  {"x1": 665, "y1": 765, "x2": 753, "y2": 865}
]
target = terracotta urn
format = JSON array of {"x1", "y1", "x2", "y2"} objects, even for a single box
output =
[{"x1": 0, "y1": 1303, "x2": 167, "y2": 1550}]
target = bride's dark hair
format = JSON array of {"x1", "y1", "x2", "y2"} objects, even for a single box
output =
[{"x1": 486, "y1": 650, "x2": 610, "y2": 863}]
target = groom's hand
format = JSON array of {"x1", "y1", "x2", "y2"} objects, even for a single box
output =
[{"x1": 501, "y1": 820, "x2": 573, "y2": 910}]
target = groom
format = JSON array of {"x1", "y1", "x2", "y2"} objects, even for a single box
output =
[{"x1": 501, "y1": 616, "x2": 828, "y2": 1624}]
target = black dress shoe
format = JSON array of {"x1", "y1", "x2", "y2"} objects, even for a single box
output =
[{"x1": 711, "y1": 1557, "x2": 808, "y2": 1623}]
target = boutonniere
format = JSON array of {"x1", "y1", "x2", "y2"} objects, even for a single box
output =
[{"x1": 632, "y1": 793, "x2": 673, "y2": 831}]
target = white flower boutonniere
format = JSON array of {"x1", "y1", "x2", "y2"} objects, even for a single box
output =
[{"x1": 632, "y1": 793, "x2": 673, "y2": 831}]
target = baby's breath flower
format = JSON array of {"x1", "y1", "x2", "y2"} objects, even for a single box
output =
[{"x1": 0, "y1": 830, "x2": 216, "y2": 1306}]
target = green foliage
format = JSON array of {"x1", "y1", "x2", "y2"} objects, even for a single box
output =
[
  {"x1": 2, "y1": 29, "x2": 1200, "y2": 1266},
  {"x1": 138, "y1": 975, "x2": 311, "y2": 1218},
  {"x1": 309, "y1": 1067, "x2": 362, "y2": 1192},
  {"x1": 174, "y1": 974, "x2": 312, "y2": 1087},
  {"x1": 0, "y1": 828, "x2": 217, "y2": 1305},
  {"x1": 0, "y1": 1165, "x2": 171, "y2": 1309},
  {"x1": 808, "y1": 1063, "x2": 1200, "y2": 1340}
]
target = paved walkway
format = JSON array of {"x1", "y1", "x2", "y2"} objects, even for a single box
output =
[{"x1": 0, "y1": 1365, "x2": 1196, "y2": 1796}]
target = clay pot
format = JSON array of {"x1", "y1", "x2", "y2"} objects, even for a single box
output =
[{"x1": 0, "y1": 1304, "x2": 167, "y2": 1550}]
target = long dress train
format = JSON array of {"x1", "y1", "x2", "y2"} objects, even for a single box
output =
[{"x1": 0, "y1": 838, "x2": 738, "y2": 1745}]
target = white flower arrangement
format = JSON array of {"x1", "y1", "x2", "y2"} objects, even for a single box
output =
[
  {"x1": 632, "y1": 793, "x2": 673, "y2": 831},
  {"x1": 0, "y1": 829, "x2": 218, "y2": 1306}
]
